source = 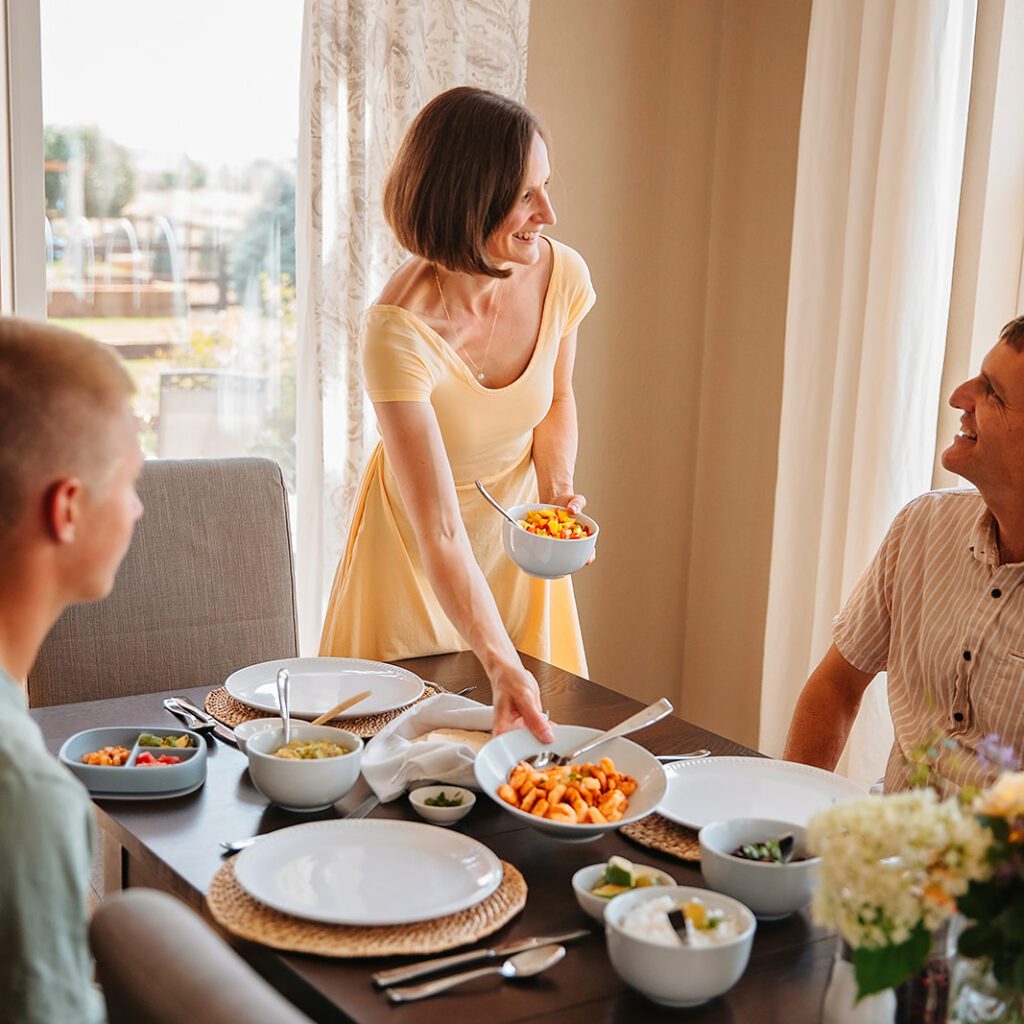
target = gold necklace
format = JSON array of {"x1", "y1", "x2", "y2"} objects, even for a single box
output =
[{"x1": 432, "y1": 264, "x2": 504, "y2": 382}]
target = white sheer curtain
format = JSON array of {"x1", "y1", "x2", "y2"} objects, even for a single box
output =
[
  {"x1": 758, "y1": 0, "x2": 977, "y2": 786},
  {"x1": 295, "y1": 0, "x2": 531, "y2": 654}
]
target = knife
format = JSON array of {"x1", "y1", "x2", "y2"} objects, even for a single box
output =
[
  {"x1": 371, "y1": 928, "x2": 590, "y2": 987},
  {"x1": 164, "y1": 697, "x2": 238, "y2": 748}
]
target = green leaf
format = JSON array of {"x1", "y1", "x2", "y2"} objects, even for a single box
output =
[
  {"x1": 959, "y1": 922, "x2": 998, "y2": 960},
  {"x1": 1013, "y1": 952, "x2": 1024, "y2": 992},
  {"x1": 995, "y1": 906, "x2": 1024, "y2": 944},
  {"x1": 853, "y1": 922, "x2": 931, "y2": 999}
]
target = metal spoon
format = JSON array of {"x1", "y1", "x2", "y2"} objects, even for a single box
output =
[
  {"x1": 525, "y1": 698, "x2": 674, "y2": 770},
  {"x1": 656, "y1": 749, "x2": 711, "y2": 762},
  {"x1": 475, "y1": 479, "x2": 521, "y2": 529},
  {"x1": 276, "y1": 668, "x2": 291, "y2": 748},
  {"x1": 385, "y1": 944, "x2": 566, "y2": 1003}
]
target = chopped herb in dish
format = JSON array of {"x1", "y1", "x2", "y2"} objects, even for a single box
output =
[{"x1": 424, "y1": 791, "x2": 464, "y2": 807}]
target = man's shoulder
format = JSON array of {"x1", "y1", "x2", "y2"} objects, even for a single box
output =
[{"x1": 897, "y1": 488, "x2": 984, "y2": 531}]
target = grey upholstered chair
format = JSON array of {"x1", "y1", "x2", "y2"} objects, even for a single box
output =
[
  {"x1": 28, "y1": 457, "x2": 298, "y2": 707},
  {"x1": 90, "y1": 888, "x2": 310, "y2": 1023}
]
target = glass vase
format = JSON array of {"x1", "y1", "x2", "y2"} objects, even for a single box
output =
[
  {"x1": 822, "y1": 926, "x2": 952, "y2": 1024},
  {"x1": 948, "y1": 955, "x2": 1024, "y2": 1024}
]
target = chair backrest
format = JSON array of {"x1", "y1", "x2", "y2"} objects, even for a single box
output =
[
  {"x1": 28, "y1": 457, "x2": 298, "y2": 707},
  {"x1": 90, "y1": 888, "x2": 311, "y2": 1024}
]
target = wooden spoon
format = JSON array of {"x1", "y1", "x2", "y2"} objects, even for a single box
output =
[{"x1": 312, "y1": 690, "x2": 372, "y2": 726}]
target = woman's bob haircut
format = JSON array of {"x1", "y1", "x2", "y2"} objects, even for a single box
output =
[{"x1": 383, "y1": 86, "x2": 545, "y2": 279}]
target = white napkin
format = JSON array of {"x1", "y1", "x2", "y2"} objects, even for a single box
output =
[{"x1": 361, "y1": 692, "x2": 494, "y2": 802}]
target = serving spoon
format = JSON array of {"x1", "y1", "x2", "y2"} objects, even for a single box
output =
[
  {"x1": 525, "y1": 698, "x2": 674, "y2": 770},
  {"x1": 474, "y1": 479, "x2": 521, "y2": 529},
  {"x1": 385, "y1": 944, "x2": 566, "y2": 1003}
]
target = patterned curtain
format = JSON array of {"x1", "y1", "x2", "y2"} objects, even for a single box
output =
[{"x1": 296, "y1": 0, "x2": 531, "y2": 653}]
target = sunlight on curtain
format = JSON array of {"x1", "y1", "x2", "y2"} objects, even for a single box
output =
[
  {"x1": 296, "y1": 0, "x2": 531, "y2": 654},
  {"x1": 758, "y1": 0, "x2": 977, "y2": 787}
]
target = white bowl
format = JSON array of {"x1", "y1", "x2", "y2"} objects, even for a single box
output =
[
  {"x1": 245, "y1": 723, "x2": 363, "y2": 812},
  {"x1": 233, "y1": 717, "x2": 306, "y2": 754},
  {"x1": 572, "y1": 863, "x2": 676, "y2": 922},
  {"x1": 604, "y1": 885, "x2": 756, "y2": 1007},
  {"x1": 408, "y1": 785, "x2": 476, "y2": 826},
  {"x1": 698, "y1": 818, "x2": 819, "y2": 920},
  {"x1": 474, "y1": 724, "x2": 667, "y2": 842},
  {"x1": 502, "y1": 503, "x2": 599, "y2": 580}
]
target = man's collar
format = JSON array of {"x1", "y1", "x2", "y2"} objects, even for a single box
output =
[{"x1": 0, "y1": 667, "x2": 27, "y2": 713}]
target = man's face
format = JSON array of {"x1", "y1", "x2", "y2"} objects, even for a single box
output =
[
  {"x1": 68, "y1": 403, "x2": 144, "y2": 602},
  {"x1": 941, "y1": 339, "x2": 1024, "y2": 501}
]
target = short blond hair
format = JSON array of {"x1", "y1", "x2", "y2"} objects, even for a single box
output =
[{"x1": 0, "y1": 317, "x2": 134, "y2": 537}]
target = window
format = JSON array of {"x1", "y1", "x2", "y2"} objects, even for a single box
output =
[{"x1": 14, "y1": 1, "x2": 302, "y2": 486}]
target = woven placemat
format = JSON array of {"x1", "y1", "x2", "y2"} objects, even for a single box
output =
[
  {"x1": 206, "y1": 858, "x2": 527, "y2": 957},
  {"x1": 205, "y1": 681, "x2": 446, "y2": 738},
  {"x1": 619, "y1": 813, "x2": 701, "y2": 862}
]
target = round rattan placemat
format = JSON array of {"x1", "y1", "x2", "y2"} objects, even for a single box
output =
[
  {"x1": 619, "y1": 813, "x2": 701, "y2": 862},
  {"x1": 206, "y1": 858, "x2": 527, "y2": 957},
  {"x1": 205, "y1": 681, "x2": 445, "y2": 738}
]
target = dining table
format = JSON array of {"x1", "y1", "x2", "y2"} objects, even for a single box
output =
[{"x1": 31, "y1": 650, "x2": 839, "y2": 1023}]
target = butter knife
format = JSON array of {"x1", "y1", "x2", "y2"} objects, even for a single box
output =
[
  {"x1": 164, "y1": 697, "x2": 238, "y2": 747},
  {"x1": 371, "y1": 928, "x2": 590, "y2": 987}
]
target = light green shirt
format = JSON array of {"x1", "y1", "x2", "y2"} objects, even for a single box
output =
[{"x1": 0, "y1": 670, "x2": 105, "y2": 1024}]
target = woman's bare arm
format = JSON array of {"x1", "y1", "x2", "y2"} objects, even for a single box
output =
[{"x1": 374, "y1": 399, "x2": 553, "y2": 741}]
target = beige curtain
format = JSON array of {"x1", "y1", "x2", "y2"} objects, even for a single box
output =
[
  {"x1": 295, "y1": 0, "x2": 531, "y2": 654},
  {"x1": 758, "y1": 0, "x2": 977, "y2": 786}
]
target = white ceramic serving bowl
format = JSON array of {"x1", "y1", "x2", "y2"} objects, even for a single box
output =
[
  {"x1": 502, "y1": 503, "x2": 599, "y2": 580},
  {"x1": 408, "y1": 785, "x2": 476, "y2": 826},
  {"x1": 245, "y1": 723, "x2": 363, "y2": 812},
  {"x1": 474, "y1": 724, "x2": 667, "y2": 842},
  {"x1": 604, "y1": 885, "x2": 756, "y2": 1008},
  {"x1": 698, "y1": 818, "x2": 819, "y2": 920},
  {"x1": 233, "y1": 717, "x2": 307, "y2": 754},
  {"x1": 571, "y1": 863, "x2": 677, "y2": 922}
]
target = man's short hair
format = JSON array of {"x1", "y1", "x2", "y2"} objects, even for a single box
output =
[
  {"x1": 1000, "y1": 314, "x2": 1024, "y2": 353},
  {"x1": 382, "y1": 86, "x2": 544, "y2": 279},
  {"x1": 0, "y1": 317, "x2": 134, "y2": 538}
]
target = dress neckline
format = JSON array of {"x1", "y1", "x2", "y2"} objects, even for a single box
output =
[{"x1": 368, "y1": 236, "x2": 558, "y2": 393}]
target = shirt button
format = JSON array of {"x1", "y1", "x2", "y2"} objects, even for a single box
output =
[
  {"x1": 992, "y1": 588, "x2": 1002, "y2": 598},
  {"x1": 953, "y1": 712, "x2": 965, "y2": 722},
  {"x1": 963, "y1": 650, "x2": 972, "y2": 661}
]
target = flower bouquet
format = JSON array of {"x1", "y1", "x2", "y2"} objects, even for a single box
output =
[{"x1": 808, "y1": 789, "x2": 992, "y2": 1003}]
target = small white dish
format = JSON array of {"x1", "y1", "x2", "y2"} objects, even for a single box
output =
[
  {"x1": 233, "y1": 819, "x2": 503, "y2": 926},
  {"x1": 245, "y1": 723, "x2": 363, "y2": 812},
  {"x1": 571, "y1": 863, "x2": 676, "y2": 922},
  {"x1": 699, "y1": 818, "x2": 819, "y2": 920},
  {"x1": 408, "y1": 785, "x2": 476, "y2": 826},
  {"x1": 604, "y1": 885, "x2": 756, "y2": 1008},
  {"x1": 502, "y1": 503, "x2": 599, "y2": 580}
]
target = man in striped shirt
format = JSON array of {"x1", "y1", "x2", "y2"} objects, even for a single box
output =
[{"x1": 784, "y1": 314, "x2": 1024, "y2": 796}]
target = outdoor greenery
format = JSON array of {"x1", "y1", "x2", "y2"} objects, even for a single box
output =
[{"x1": 44, "y1": 125, "x2": 137, "y2": 218}]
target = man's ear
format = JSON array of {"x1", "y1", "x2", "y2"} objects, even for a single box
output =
[{"x1": 46, "y1": 478, "x2": 84, "y2": 543}]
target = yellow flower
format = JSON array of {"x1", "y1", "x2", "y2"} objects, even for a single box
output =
[{"x1": 974, "y1": 771, "x2": 1024, "y2": 818}]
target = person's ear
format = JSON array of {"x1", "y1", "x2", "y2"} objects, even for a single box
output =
[{"x1": 46, "y1": 478, "x2": 84, "y2": 543}]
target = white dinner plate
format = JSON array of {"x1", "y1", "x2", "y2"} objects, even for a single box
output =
[
  {"x1": 225, "y1": 657, "x2": 425, "y2": 720},
  {"x1": 233, "y1": 820, "x2": 503, "y2": 926},
  {"x1": 657, "y1": 756, "x2": 866, "y2": 829}
]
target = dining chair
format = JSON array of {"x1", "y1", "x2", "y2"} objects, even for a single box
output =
[
  {"x1": 90, "y1": 888, "x2": 311, "y2": 1023},
  {"x1": 28, "y1": 456, "x2": 299, "y2": 707}
]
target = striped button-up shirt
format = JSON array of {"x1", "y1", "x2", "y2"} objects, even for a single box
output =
[{"x1": 834, "y1": 489, "x2": 1024, "y2": 796}]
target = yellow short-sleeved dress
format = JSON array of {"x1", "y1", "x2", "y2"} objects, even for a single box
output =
[{"x1": 319, "y1": 238, "x2": 596, "y2": 675}]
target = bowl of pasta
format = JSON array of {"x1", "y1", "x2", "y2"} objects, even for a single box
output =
[{"x1": 474, "y1": 724, "x2": 667, "y2": 842}]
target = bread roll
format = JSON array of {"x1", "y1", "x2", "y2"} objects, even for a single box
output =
[{"x1": 412, "y1": 728, "x2": 491, "y2": 754}]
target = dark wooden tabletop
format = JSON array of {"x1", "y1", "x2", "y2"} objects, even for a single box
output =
[{"x1": 31, "y1": 651, "x2": 836, "y2": 1023}]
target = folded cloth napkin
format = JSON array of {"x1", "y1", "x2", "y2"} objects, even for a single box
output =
[{"x1": 361, "y1": 692, "x2": 494, "y2": 802}]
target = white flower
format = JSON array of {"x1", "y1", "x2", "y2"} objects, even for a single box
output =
[{"x1": 807, "y1": 790, "x2": 992, "y2": 951}]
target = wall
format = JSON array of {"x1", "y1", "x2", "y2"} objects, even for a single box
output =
[{"x1": 527, "y1": 0, "x2": 811, "y2": 747}]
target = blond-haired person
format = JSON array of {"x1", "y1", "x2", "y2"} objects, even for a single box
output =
[
  {"x1": 0, "y1": 317, "x2": 143, "y2": 1023},
  {"x1": 320, "y1": 87, "x2": 598, "y2": 741}
]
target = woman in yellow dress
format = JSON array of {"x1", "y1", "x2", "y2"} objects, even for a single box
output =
[{"x1": 320, "y1": 87, "x2": 596, "y2": 741}]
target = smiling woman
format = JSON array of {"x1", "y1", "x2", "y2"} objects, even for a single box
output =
[{"x1": 319, "y1": 87, "x2": 597, "y2": 742}]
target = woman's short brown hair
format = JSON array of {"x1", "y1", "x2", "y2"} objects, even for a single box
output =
[{"x1": 383, "y1": 86, "x2": 544, "y2": 278}]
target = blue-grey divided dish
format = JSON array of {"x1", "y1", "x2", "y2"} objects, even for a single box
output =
[{"x1": 59, "y1": 726, "x2": 207, "y2": 798}]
